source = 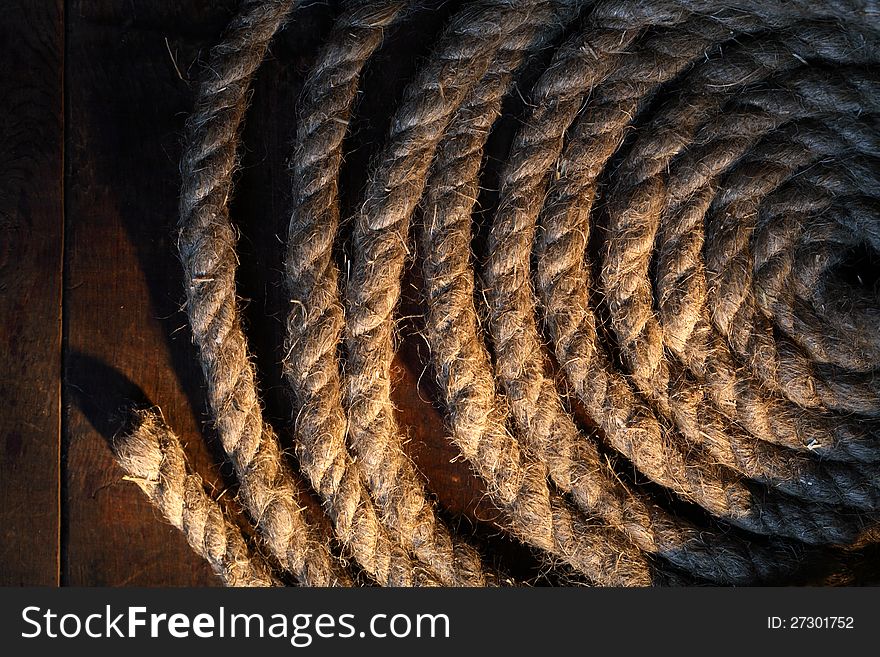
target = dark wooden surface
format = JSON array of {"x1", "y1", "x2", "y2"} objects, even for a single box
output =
[
  {"x1": 1, "y1": 0, "x2": 516, "y2": 587},
  {"x1": 8, "y1": 0, "x2": 875, "y2": 588},
  {"x1": 62, "y1": 0, "x2": 236, "y2": 585},
  {"x1": 0, "y1": 0, "x2": 64, "y2": 586}
]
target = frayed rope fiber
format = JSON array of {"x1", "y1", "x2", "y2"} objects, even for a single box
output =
[{"x1": 114, "y1": 0, "x2": 880, "y2": 585}]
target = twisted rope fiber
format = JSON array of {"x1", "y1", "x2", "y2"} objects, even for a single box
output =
[
  {"x1": 655, "y1": 83, "x2": 880, "y2": 418},
  {"x1": 424, "y1": 11, "x2": 818, "y2": 584},
  {"x1": 544, "y1": 64, "x2": 880, "y2": 490},
  {"x1": 339, "y1": 0, "x2": 591, "y2": 581},
  {"x1": 483, "y1": 10, "x2": 781, "y2": 580},
  {"x1": 530, "y1": 25, "x2": 879, "y2": 549},
  {"x1": 336, "y1": 3, "x2": 672, "y2": 584},
  {"x1": 177, "y1": 0, "x2": 351, "y2": 586},
  {"x1": 598, "y1": 45, "x2": 879, "y2": 421},
  {"x1": 749, "y1": 167, "x2": 880, "y2": 387},
  {"x1": 594, "y1": 53, "x2": 880, "y2": 536},
  {"x1": 113, "y1": 410, "x2": 280, "y2": 587},
  {"x1": 655, "y1": 120, "x2": 880, "y2": 498},
  {"x1": 342, "y1": 0, "x2": 670, "y2": 584},
  {"x1": 421, "y1": 0, "x2": 668, "y2": 584},
  {"x1": 632, "y1": 68, "x2": 880, "y2": 464},
  {"x1": 284, "y1": 0, "x2": 477, "y2": 586},
  {"x1": 118, "y1": 0, "x2": 879, "y2": 585},
  {"x1": 481, "y1": 0, "x2": 878, "y2": 561},
  {"x1": 482, "y1": 7, "x2": 788, "y2": 578}
]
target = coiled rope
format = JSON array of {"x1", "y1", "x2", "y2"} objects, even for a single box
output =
[{"x1": 115, "y1": 0, "x2": 880, "y2": 586}]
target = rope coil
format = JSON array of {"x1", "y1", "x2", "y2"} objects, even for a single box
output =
[{"x1": 115, "y1": 0, "x2": 880, "y2": 585}]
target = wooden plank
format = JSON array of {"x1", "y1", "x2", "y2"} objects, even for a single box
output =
[
  {"x1": 0, "y1": 0, "x2": 64, "y2": 586},
  {"x1": 63, "y1": 0, "x2": 239, "y2": 586}
]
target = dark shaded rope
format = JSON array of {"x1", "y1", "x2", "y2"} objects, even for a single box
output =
[
  {"x1": 642, "y1": 69, "x2": 880, "y2": 465},
  {"x1": 496, "y1": 22, "x2": 825, "y2": 581},
  {"x1": 487, "y1": 5, "x2": 844, "y2": 578},
  {"x1": 666, "y1": 119, "x2": 880, "y2": 497},
  {"x1": 655, "y1": 75, "x2": 880, "y2": 411},
  {"x1": 534, "y1": 49, "x2": 879, "y2": 573},
  {"x1": 750, "y1": 171, "x2": 880, "y2": 380},
  {"x1": 594, "y1": 70, "x2": 880, "y2": 509},
  {"x1": 602, "y1": 47, "x2": 880, "y2": 434},
  {"x1": 596, "y1": 54, "x2": 880, "y2": 512},
  {"x1": 498, "y1": 10, "x2": 876, "y2": 544},
  {"x1": 700, "y1": 119, "x2": 880, "y2": 414},
  {"x1": 542, "y1": 43, "x2": 877, "y2": 472}
]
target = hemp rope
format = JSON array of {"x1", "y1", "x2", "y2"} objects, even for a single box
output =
[
  {"x1": 525, "y1": 20, "x2": 879, "y2": 553},
  {"x1": 420, "y1": 0, "x2": 667, "y2": 585},
  {"x1": 113, "y1": 0, "x2": 880, "y2": 586},
  {"x1": 286, "y1": 0, "x2": 488, "y2": 587},
  {"x1": 176, "y1": 0, "x2": 351, "y2": 586},
  {"x1": 113, "y1": 410, "x2": 280, "y2": 587},
  {"x1": 424, "y1": 10, "x2": 802, "y2": 585}
]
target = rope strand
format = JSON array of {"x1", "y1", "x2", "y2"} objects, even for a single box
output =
[
  {"x1": 177, "y1": 0, "x2": 350, "y2": 586},
  {"x1": 113, "y1": 410, "x2": 280, "y2": 587}
]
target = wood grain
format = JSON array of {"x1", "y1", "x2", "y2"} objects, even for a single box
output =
[{"x1": 0, "y1": 0, "x2": 64, "y2": 586}]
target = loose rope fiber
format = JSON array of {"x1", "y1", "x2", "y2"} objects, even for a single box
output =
[{"x1": 114, "y1": 0, "x2": 880, "y2": 586}]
